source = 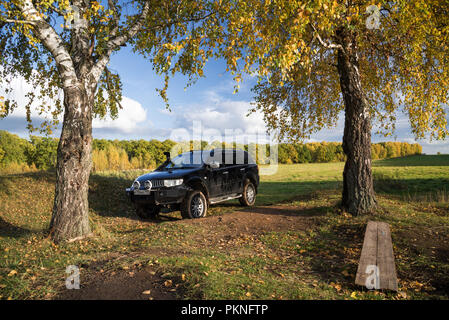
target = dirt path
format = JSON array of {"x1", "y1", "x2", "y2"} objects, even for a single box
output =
[
  {"x1": 55, "y1": 205, "x2": 321, "y2": 300},
  {"x1": 57, "y1": 265, "x2": 177, "y2": 300}
]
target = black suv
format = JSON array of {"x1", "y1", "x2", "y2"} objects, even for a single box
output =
[{"x1": 126, "y1": 149, "x2": 259, "y2": 219}]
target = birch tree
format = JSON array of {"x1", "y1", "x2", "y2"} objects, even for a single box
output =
[
  {"x1": 202, "y1": 0, "x2": 449, "y2": 215},
  {"x1": 0, "y1": 0, "x2": 219, "y2": 242}
]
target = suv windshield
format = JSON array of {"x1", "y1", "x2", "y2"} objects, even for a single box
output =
[{"x1": 161, "y1": 151, "x2": 210, "y2": 170}]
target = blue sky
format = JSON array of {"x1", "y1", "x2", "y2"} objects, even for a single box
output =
[{"x1": 1, "y1": 46, "x2": 448, "y2": 154}]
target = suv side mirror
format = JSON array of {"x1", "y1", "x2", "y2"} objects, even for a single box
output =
[{"x1": 208, "y1": 160, "x2": 220, "y2": 169}]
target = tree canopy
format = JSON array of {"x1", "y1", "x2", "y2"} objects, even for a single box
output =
[
  {"x1": 172, "y1": 0, "x2": 448, "y2": 142},
  {"x1": 175, "y1": 0, "x2": 449, "y2": 214}
]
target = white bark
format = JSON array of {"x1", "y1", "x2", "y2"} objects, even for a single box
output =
[{"x1": 18, "y1": 0, "x2": 78, "y2": 89}]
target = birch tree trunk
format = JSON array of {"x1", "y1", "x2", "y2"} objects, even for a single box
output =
[
  {"x1": 336, "y1": 30, "x2": 377, "y2": 215},
  {"x1": 49, "y1": 83, "x2": 93, "y2": 242}
]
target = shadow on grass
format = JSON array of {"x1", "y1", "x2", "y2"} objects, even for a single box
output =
[
  {"x1": 0, "y1": 216, "x2": 33, "y2": 238},
  {"x1": 256, "y1": 180, "x2": 342, "y2": 206},
  {"x1": 88, "y1": 177, "x2": 343, "y2": 219},
  {"x1": 306, "y1": 222, "x2": 366, "y2": 292},
  {"x1": 247, "y1": 205, "x2": 331, "y2": 217},
  {"x1": 374, "y1": 176, "x2": 449, "y2": 199},
  {"x1": 1, "y1": 171, "x2": 136, "y2": 219},
  {"x1": 0, "y1": 171, "x2": 55, "y2": 195},
  {"x1": 373, "y1": 155, "x2": 449, "y2": 167},
  {"x1": 88, "y1": 173, "x2": 135, "y2": 218}
]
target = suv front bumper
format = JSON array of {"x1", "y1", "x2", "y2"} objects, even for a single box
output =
[{"x1": 126, "y1": 185, "x2": 188, "y2": 206}]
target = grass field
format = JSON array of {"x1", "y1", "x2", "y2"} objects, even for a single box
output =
[{"x1": 1, "y1": 155, "x2": 448, "y2": 300}]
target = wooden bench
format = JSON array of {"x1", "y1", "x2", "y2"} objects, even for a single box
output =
[{"x1": 355, "y1": 221, "x2": 398, "y2": 291}]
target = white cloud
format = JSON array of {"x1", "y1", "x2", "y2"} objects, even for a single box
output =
[
  {"x1": 159, "y1": 108, "x2": 174, "y2": 116},
  {"x1": 171, "y1": 95, "x2": 271, "y2": 143},
  {"x1": 0, "y1": 72, "x2": 148, "y2": 135},
  {"x1": 0, "y1": 72, "x2": 63, "y2": 121},
  {"x1": 174, "y1": 97, "x2": 266, "y2": 133},
  {"x1": 92, "y1": 96, "x2": 148, "y2": 133}
]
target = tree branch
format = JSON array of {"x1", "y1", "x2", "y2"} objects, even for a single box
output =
[
  {"x1": 310, "y1": 23, "x2": 343, "y2": 51},
  {"x1": 0, "y1": 18, "x2": 36, "y2": 25},
  {"x1": 89, "y1": 2, "x2": 219, "y2": 94},
  {"x1": 17, "y1": 0, "x2": 78, "y2": 88},
  {"x1": 108, "y1": 0, "x2": 120, "y2": 25},
  {"x1": 88, "y1": 2, "x2": 151, "y2": 87},
  {"x1": 106, "y1": 2, "x2": 151, "y2": 51},
  {"x1": 105, "y1": 67, "x2": 123, "y2": 110}
]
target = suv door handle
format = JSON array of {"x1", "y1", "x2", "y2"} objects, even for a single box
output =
[
  {"x1": 240, "y1": 168, "x2": 245, "y2": 171},
  {"x1": 223, "y1": 171, "x2": 229, "y2": 175}
]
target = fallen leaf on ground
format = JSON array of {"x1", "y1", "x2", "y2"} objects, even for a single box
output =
[{"x1": 8, "y1": 270, "x2": 17, "y2": 277}]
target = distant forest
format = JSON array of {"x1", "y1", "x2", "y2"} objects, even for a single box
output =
[{"x1": 0, "y1": 130, "x2": 422, "y2": 174}]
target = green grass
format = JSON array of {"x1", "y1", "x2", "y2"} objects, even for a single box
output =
[{"x1": 1, "y1": 155, "x2": 449, "y2": 300}]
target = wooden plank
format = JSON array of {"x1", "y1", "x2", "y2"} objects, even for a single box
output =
[
  {"x1": 355, "y1": 221, "x2": 398, "y2": 291},
  {"x1": 355, "y1": 221, "x2": 378, "y2": 287},
  {"x1": 377, "y1": 222, "x2": 398, "y2": 291}
]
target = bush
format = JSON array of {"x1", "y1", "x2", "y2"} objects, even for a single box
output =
[{"x1": 25, "y1": 136, "x2": 58, "y2": 170}]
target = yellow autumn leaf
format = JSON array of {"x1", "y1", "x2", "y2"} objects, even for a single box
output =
[{"x1": 8, "y1": 270, "x2": 17, "y2": 277}]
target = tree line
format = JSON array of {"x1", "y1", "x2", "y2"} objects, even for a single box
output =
[{"x1": 0, "y1": 130, "x2": 422, "y2": 174}]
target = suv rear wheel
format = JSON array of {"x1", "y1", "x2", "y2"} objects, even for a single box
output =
[
  {"x1": 181, "y1": 190, "x2": 208, "y2": 219},
  {"x1": 135, "y1": 204, "x2": 160, "y2": 219},
  {"x1": 239, "y1": 179, "x2": 256, "y2": 206}
]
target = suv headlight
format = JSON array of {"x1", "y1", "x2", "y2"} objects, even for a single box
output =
[
  {"x1": 163, "y1": 179, "x2": 183, "y2": 187},
  {"x1": 132, "y1": 180, "x2": 140, "y2": 190}
]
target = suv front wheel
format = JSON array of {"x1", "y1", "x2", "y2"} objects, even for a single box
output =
[
  {"x1": 181, "y1": 190, "x2": 208, "y2": 219},
  {"x1": 239, "y1": 179, "x2": 256, "y2": 206}
]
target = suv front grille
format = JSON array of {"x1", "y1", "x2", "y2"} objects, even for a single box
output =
[{"x1": 147, "y1": 179, "x2": 164, "y2": 189}]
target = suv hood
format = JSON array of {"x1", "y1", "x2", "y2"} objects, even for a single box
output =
[{"x1": 135, "y1": 167, "x2": 202, "y2": 182}]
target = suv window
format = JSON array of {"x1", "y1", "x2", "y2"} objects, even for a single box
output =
[
  {"x1": 203, "y1": 149, "x2": 256, "y2": 167},
  {"x1": 204, "y1": 151, "x2": 227, "y2": 168},
  {"x1": 162, "y1": 151, "x2": 210, "y2": 169}
]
